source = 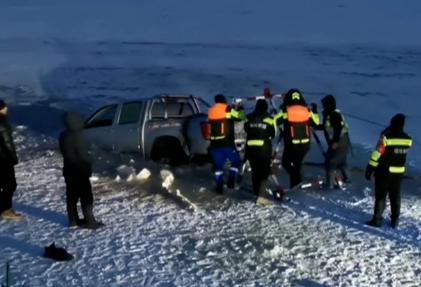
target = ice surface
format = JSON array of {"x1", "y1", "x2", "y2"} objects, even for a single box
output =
[{"x1": 1, "y1": 0, "x2": 421, "y2": 286}]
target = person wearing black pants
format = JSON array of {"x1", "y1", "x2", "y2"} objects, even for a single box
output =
[
  {"x1": 59, "y1": 112, "x2": 104, "y2": 229},
  {"x1": 244, "y1": 100, "x2": 276, "y2": 197},
  {"x1": 273, "y1": 89, "x2": 320, "y2": 188},
  {"x1": 0, "y1": 99, "x2": 23, "y2": 221},
  {"x1": 281, "y1": 146, "x2": 308, "y2": 187},
  {"x1": 365, "y1": 113, "x2": 412, "y2": 228},
  {"x1": 318, "y1": 95, "x2": 351, "y2": 187}
]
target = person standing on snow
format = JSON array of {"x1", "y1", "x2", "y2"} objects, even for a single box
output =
[
  {"x1": 365, "y1": 113, "x2": 412, "y2": 228},
  {"x1": 0, "y1": 99, "x2": 23, "y2": 221},
  {"x1": 59, "y1": 112, "x2": 104, "y2": 229},
  {"x1": 208, "y1": 94, "x2": 246, "y2": 194},
  {"x1": 244, "y1": 99, "x2": 276, "y2": 198},
  {"x1": 274, "y1": 89, "x2": 320, "y2": 188},
  {"x1": 315, "y1": 94, "x2": 351, "y2": 188}
]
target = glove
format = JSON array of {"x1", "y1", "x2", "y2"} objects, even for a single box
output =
[
  {"x1": 310, "y1": 103, "x2": 318, "y2": 113},
  {"x1": 365, "y1": 164, "x2": 374, "y2": 181}
]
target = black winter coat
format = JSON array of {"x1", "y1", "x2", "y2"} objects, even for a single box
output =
[
  {"x1": 0, "y1": 115, "x2": 18, "y2": 166},
  {"x1": 59, "y1": 112, "x2": 92, "y2": 178}
]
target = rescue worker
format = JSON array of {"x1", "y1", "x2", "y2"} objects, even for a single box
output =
[
  {"x1": 317, "y1": 94, "x2": 351, "y2": 188},
  {"x1": 208, "y1": 94, "x2": 246, "y2": 194},
  {"x1": 365, "y1": 113, "x2": 412, "y2": 228},
  {"x1": 244, "y1": 99, "x2": 276, "y2": 197},
  {"x1": 274, "y1": 89, "x2": 320, "y2": 188}
]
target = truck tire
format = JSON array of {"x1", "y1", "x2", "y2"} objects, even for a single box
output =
[{"x1": 150, "y1": 136, "x2": 187, "y2": 166}]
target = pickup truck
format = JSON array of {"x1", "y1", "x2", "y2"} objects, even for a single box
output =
[{"x1": 82, "y1": 94, "x2": 246, "y2": 166}]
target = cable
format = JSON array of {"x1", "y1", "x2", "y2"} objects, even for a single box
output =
[{"x1": 341, "y1": 112, "x2": 421, "y2": 147}]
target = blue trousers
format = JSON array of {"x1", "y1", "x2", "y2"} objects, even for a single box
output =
[{"x1": 211, "y1": 147, "x2": 242, "y2": 183}]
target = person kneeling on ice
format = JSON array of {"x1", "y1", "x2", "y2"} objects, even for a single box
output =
[
  {"x1": 208, "y1": 94, "x2": 246, "y2": 194},
  {"x1": 274, "y1": 89, "x2": 320, "y2": 188},
  {"x1": 0, "y1": 99, "x2": 23, "y2": 221},
  {"x1": 315, "y1": 94, "x2": 351, "y2": 188},
  {"x1": 365, "y1": 113, "x2": 412, "y2": 229},
  {"x1": 244, "y1": 99, "x2": 276, "y2": 198},
  {"x1": 59, "y1": 112, "x2": 104, "y2": 229}
]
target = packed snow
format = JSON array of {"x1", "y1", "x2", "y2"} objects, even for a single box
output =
[{"x1": 1, "y1": 0, "x2": 421, "y2": 286}]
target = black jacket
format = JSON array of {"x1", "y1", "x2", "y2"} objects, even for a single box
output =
[
  {"x1": 320, "y1": 95, "x2": 347, "y2": 145},
  {"x1": 59, "y1": 113, "x2": 92, "y2": 178},
  {"x1": 0, "y1": 115, "x2": 18, "y2": 166},
  {"x1": 244, "y1": 100, "x2": 276, "y2": 158}
]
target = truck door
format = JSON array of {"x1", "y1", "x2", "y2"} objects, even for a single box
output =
[
  {"x1": 83, "y1": 104, "x2": 118, "y2": 151},
  {"x1": 113, "y1": 101, "x2": 144, "y2": 153}
]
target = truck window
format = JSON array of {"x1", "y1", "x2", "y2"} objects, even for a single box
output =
[
  {"x1": 118, "y1": 102, "x2": 142, "y2": 125},
  {"x1": 85, "y1": 105, "x2": 117, "y2": 128},
  {"x1": 151, "y1": 102, "x2": 194, "y2": 117}
]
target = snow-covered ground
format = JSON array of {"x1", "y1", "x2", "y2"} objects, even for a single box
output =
[{"x1": 1, "y1": 0, "x2": 421, "y2": 286}]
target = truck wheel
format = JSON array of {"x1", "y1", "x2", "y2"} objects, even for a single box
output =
[{"x1": 151, "y1": 136, "x2": 187, "y2": 166}]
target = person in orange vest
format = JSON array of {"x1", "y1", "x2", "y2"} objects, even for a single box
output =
[
  {"x1": 208, "y1": 94, "x2": 246, "y2": 194},
  {"x1": 274, "y1": 89, "x2": 320, "y2": 188}
]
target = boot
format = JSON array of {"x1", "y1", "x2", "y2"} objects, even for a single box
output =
[
  {"x1": 366, "y1": 219, "x2": 381, "y2": 227},
  {"x1": 366, "y1": 200, "x2": 385, "y2": 227},
  {"x1": 215, "y1": 182, "x2": 223, "y2": 194},
  {"x1": 227, "y1": 176, "x2": 239, "y2": 190},
  {"x1": 1, "y1": 209, "x2": 24, "y2": 221},
  {"x1": 69, "y1": 218, "x2": 86, "y2": 227},
  {"x1": 67, "y1": 203, "x2": 81, "y2": 227},
  {"x1": 82, "y1": 204, "x2": 104, "y2": 230},
  {"x1": 391, "y1": 217, "x2": 399, "y2": 229},
  {"x1": 257, "y1": 180, "x2": 272, "y2": 206}
]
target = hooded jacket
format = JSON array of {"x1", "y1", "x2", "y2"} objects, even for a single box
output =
[
  {"x1": 0, "y1": 114, "x2": 18, "y2": 166},
  {"x1": 368, "y1": 113, "x2": 412, "y2": 177},
  {"x1": 59, "y1": 112, "x2": 92, "y2": 177},
  {"x1": 321, "y1": 95, "x2": 348, "y2": 145}
]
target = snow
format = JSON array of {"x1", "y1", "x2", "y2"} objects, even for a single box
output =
[{"x1": 1, "y1": 0, "x2": 421, "y2": 286}]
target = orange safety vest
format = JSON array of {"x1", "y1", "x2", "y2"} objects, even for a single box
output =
[
  {"x1": 209, "y1": 103, "x2": 229, "y2": 140},
  {"x1": 286, "y1": 105, "x2": 311, "y2": 144}
]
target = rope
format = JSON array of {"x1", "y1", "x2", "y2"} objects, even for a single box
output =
[{"x1": 341, "y1": 112, "x2": 421, "y2": 147}]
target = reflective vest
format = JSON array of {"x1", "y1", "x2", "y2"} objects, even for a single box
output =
[
  {"x1": 285, "y1": 105, "x2": 311, "y2": 145},
  {"x1": 208, "y1": 103, "x2": 244, "y2": 148},
  {"x1": 246, "y1": 116, "x2": 276, "y2": 147},
  {"x1": 325, "y1": 109, "x2": 349, "y2": 137},
  {"x1": 369, "y1": 132, "x2": 412, "y2": 175}
]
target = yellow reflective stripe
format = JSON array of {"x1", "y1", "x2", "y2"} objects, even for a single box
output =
[
  {"x1": 263, "y1": 117, "x2": 278, "y2": 136},
  {"x1": 292, "y1": 139, "x2": 310, "y2": 144},
  {"x1": 247, "y1": 140, "x2": 264, "y2": 146},
  {"x1": 226, "y1": 109, "x2": 246, "y2": 120},
  {"x1": 371, "y1": 150, "x2": 382, "y2": 161},
  {"x1": 238, "y1": 110, "x2": 246, "y2": 120},
  {"x1": 211, "y1": 136, "x2": 225, "y2": 140},
  {"x1": 310, "y1": 111, "x2": 320, "y2": 125},
  {"x1": 384, "y1": 139, "x2": 412, "y2": 146},
  {"x1": 263, "y1": 118, "x2": 274, "y2": 125},
  {"x1": 335, "y1": 109, "x2": 349, "y2": 131},
  {"x1": 369, "y1": 160, "x2": 379, "y2": 167},
  {"x1": 274, "y1": 111, "x2": 288, "y2": 120},
  {"x1": 389, "y1": 166, "x2": 405, "y2": 173},
  {"x1": 325, "y1": 109, "x2": 349, "y2": 132}
]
